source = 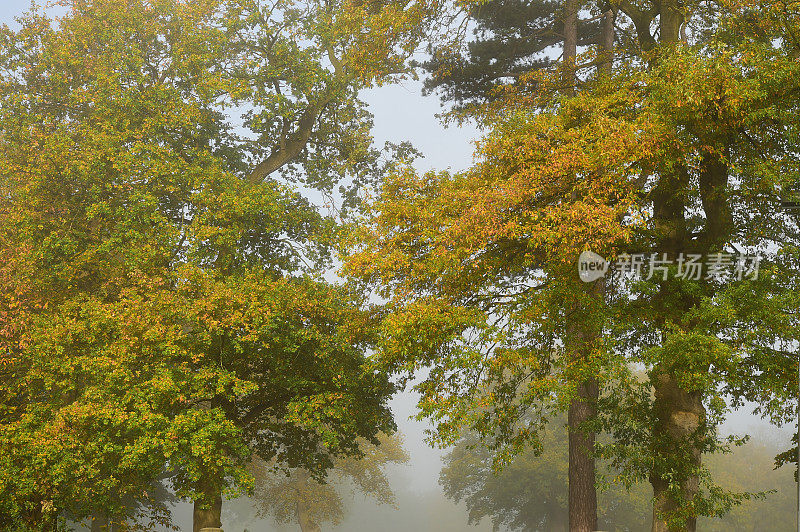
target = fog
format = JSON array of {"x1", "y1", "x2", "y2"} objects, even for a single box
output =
[
  {"x1": 71, "y1": 387, "x2": 793, "y2": 531},
  {"x1": 4, "y1": 2, "x2": 795, "y2": 530}
]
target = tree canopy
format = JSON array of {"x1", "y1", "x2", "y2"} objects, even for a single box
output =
[
  {"x1": 0, "y1": 0, "x2": 439, "y2": 528},
  {"x1": 346, "y1": 0, "x2": 800, "y2": 529},
  {"x1": 1, "y1": 0, "x2": 800, "y2": 530}
]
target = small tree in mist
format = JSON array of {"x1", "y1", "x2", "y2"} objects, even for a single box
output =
[
  {"x1": 251, "y1": 432, "x2": 408, "y2": 532},
  {"x1": 440, "y1": 416, "x2": 651, "y2": 532}
]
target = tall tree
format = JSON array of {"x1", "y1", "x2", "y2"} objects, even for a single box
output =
[
  {"x1": 589, "y1": 1, "x2": 800, "y2": 530},
  {"x1": 423, "y1": 1, "x2": 621, "y2": 529},
  {"x1": 0, "y1": 0, "x2": 440, "y2": 529},
  {"x1": 349, "y1": 2, "x2": 800, "y2": 532},
  {"x1": 398, "y1": 0, "x2": 620, "y2": 529},
  {"x1": 345, "y1": 74, "x2": 643, "y2": 530}
]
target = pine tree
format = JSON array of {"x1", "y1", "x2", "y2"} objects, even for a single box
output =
[{"x1": 420, "y1": 1, "x2": 618, "y2": 529}]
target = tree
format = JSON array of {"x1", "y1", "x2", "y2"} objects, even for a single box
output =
[
  {"x1": 0, "y1": 3, "x2": 253, "y2": 527},
  {"x1": 422, "y1": 1, "x2": 619, "y2": 528},
  {"x1": 587, "y1": 2, "x2": 800, "y2": 529},
  {"x1": 441, "y1": 419, "x2": 796, "y2": 531},
  {"x1": 251, "y1": 432, "x2": 408, "y2": 532},
  {"x1": 0, "y1": 0, "x2": 440, "y2": 529},
  {"x1": 345, "y1": 68, "x2": 643, "y2": 529},
  {"x1": 348, "y1": 1, "x2": 800, "y2": 531}
]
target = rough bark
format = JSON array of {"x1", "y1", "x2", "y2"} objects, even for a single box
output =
[
  {"x1": 565, "y1": 280, "x2": 602, "y2": 532},
  {"x1": 91, "y1": 513, "x2": 109, "y2": 532},
  {"x1": 698, "y1": 150, "x2": 732, "y2": 250},
  {"x1": 193, "y1": 490, "x2": 223, "y2": 532},
  {"x1": 568, "y1": 376, "x2": 599, "y2": 532},
  {"x1": 650, "y1": 372, "x2": 705, "y2": 532},
  {"x1": 296, "y1": 499, "x2": 321, "y2": 532},
  {"x1": 649, "y1": 161, "x2": 701, "y2": 532},
  {"x1": 660, "y1": 0, "x2": 684, "y2": 46},
  {"x1": 613, "y1": 0, "x2": 713, "y2": 530}
]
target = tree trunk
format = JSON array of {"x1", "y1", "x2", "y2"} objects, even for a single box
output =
[
  {"x1": 650, "y1": 372, "x2": 705, "y2": 532},
  {"x1": 91, "y1": 512, "x2": 109, "y2": 532},
  {"x1": 565, "y1": 278, "x2": 602, "y2": 532},
  {"x1": 660, "y1": 0, "x2": 683, "y2": 46},
  {"x1": 562, "y1": 0, "x2": 579, "y2": 94},
  {"x1": 568, "y1": 378, "x2": 599, "y2": 532},
  {"x1": 623, "y1": 1, "x2": 703, "y2": 530},
  {"x1": 566, "y1": 322, "x2": 600, "y2": 532},
  {"x1": 600, "y1": 6, "x2": 616, "y2": 74},
  {"x1": 296, "y1": 499, "x2": 321, "y2": 532},
  {"x1": 193, "y1": 489, "x2": 222, "y2": 532},
  {"x1": 561, "y1": 1, "x2": 600, "y2": 528}
]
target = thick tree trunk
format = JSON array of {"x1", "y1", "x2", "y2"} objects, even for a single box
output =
[
  {"x1": 296, "y1": 499, "x2": 321, "y2": 532},
  {"x1": 566, "y1": 303, "x2": 600, "y2": 532},
  {"x1": 193, "y1": 489, "x2": 222, "y2": 532},
  {"x1": 660, "y1": 0, "x2": 683, "y2": 46},
  {"x1": 568, "y1": 377, "x2": 599, "y2": 532},
  {"x1": 620, "y1": 1, "x2": 708, "y2": 530},
  {"x1": 565, "y1": 278, "x2": 603, "y2": 532},
  {"x1": 91, "y1": 512, "x2": 109, "y2": 532},
  {"x1": 649, "y1": 372, "x2": 705, "y2": 532}
]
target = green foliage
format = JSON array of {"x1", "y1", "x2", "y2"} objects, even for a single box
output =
[
  {"x1": 348, "y1": 0, "x2": 800, "y2": 528},
  {"x1": 0, "y1": 0, "x2": 439, "y2": 527}
]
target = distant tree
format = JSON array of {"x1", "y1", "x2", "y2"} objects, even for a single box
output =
[
  {"x1": 251, "y1": 432, "x2": 408, "y2": 532},
  {"x1": 441, "y1": 421, "x2": 795, "y2": 532},
  {"x1": 440, "y1": 416, "x2": 651, "y2": 532},
  {"x1": 700, "y1": 431, "x2": 796, "y2": 532}
]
